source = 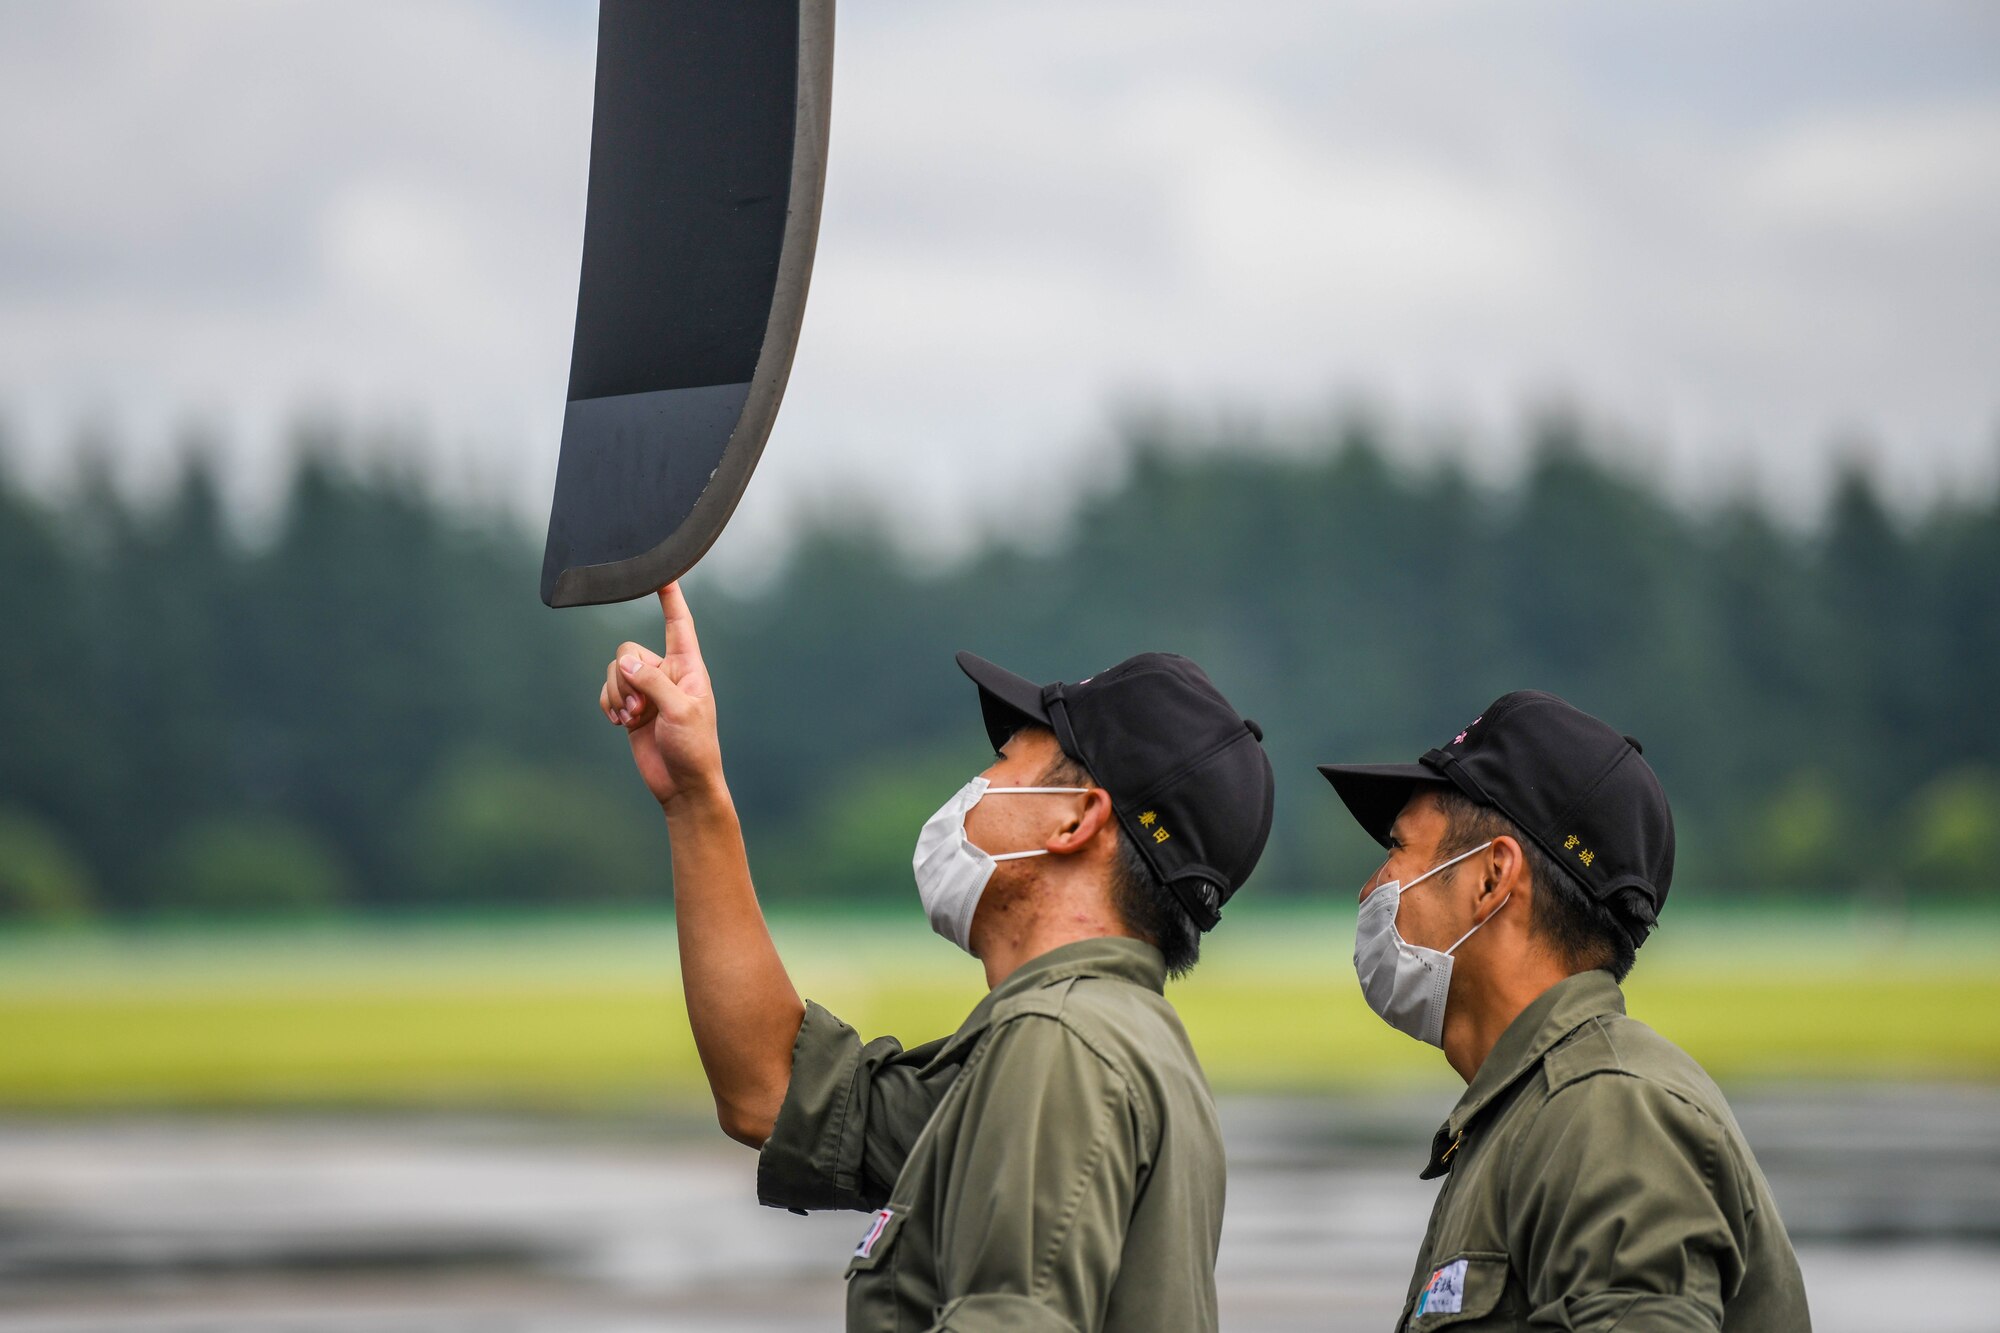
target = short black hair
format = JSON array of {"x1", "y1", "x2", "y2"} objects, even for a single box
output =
[
  {"x1": 1431, "y1": 788, "x2": 1637, "y2": 982},
  {"x1": 1036, "y1": 741, "x2": 1202, "y2": 978}
]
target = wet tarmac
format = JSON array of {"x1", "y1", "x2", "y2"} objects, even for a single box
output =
[{"x1": 1, "y1": 1087, "x2": 1995, "y2": 1331}]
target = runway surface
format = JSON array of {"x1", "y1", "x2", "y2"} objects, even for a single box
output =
[{"x1": 2, "y1": 1087, "x2": 1995, "y2": 1331}]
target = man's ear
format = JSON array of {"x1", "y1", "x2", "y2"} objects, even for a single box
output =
[
  {"x1": 1044, "y1": 788, "x2": 1116, "y2": 856},
  {"x1": 1477, "y1": 835, "x2": 1528, "y2": 921}
]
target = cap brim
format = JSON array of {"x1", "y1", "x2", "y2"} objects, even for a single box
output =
[
  {"x1": 1317, "y1": 762, "x2": 1452, "y2": 848},
  {"x1": 956, "y1": 651, "x2": 1052, "y2": 752}
]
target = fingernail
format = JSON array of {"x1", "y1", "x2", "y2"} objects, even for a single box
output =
[
  {"x1": 620, "y1": 656, "x2": 641, "y2": 674},
  {"x1": 625, "y1": 695, "x2": 639, "y2": 711}
]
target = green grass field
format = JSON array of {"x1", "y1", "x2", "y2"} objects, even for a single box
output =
[{"x1": 4, "y1": 905, "x2": 1998, "y2": 1109}]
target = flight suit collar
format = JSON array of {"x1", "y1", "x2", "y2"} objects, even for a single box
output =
[
  {"x1": 922, "y1": 935, "x2": 1167, "y2": 1071},
  {"x1": 1419, "y1": 968, "x2": 1625, "y2": 1179}
]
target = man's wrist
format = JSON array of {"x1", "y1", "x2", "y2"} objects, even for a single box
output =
[{"x1": 661, "y1": 778, "x2": 736, "y2": 827}]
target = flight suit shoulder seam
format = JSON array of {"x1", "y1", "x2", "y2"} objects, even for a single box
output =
[
  {"x1": 1055, "y1": 1012, "x2": 1142, "y2": 1087},
  {"x1": 1545, "y1": 1063, "x2": 1719, "y2": 1115},
  {"x1": 985, "y1": 1005, "x2": 1138, "y2": 1089},
  {"x1": 1542, "y1": 1066, "x2": 1730, "y2": 1197},
  {"x1": 1540, "y1": 1015, "x2": 1626, "y2": 1091},
  {"x1": 1001, "y1": 1004, "x2": 1161, "y2": 1158}
]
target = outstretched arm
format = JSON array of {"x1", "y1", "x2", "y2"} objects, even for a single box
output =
[{"x1": 599, "y1": 582, "x2": 803, "y2": 1146}]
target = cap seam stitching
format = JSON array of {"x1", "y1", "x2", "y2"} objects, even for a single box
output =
[
  {"x1": 1118, "y1": 726, "x2": 1259, "y2": 813},
  {"x1": 1546, "y1": 747, "x2": 1629, "y2": 829}
]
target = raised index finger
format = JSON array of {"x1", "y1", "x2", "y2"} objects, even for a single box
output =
[{"x1": 657, "y1": 581, "x2": 703, "y2": 662}]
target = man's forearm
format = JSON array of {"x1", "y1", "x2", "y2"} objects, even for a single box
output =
[{"x1": 663, "y1": 786, "x2": 805, "y2": 1147}]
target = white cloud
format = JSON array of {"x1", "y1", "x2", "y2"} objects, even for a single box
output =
[{"x1": 1745, "y1": 101, "x2": 2000, "y2": 232}]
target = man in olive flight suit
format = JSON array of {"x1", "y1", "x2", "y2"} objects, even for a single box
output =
[
  {"x1": 1319, "y1": 690, "x2": 1810, "y2": 1330},
  {"x1": 597, "y1": 583, "x2": 1274, "y2": 1331}
]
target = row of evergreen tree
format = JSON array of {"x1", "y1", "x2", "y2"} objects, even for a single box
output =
[{"x1": 1, "y1": 414, "x2": 1995, "y2": 920}]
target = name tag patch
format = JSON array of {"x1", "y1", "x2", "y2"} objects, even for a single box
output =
[
  {"x1": 853, "y1": 1208, "x2": 894, "y2": 1260},
  {"x1": 1417, "y1": 1258, "x2": 1467, "y2": 1315}
]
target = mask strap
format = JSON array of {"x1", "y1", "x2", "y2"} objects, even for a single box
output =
[
  {"x1": 1404, "y1": 839, "x2": 1494, "y2": 893},
  {"x1": 977, "y1": 786, "x2": 1087, "y2": 862},
  {"x1": 1445, "y1": 893, "x2": 1511, "y2": 956}
]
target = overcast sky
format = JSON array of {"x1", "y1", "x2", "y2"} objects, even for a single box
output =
[{"x1": 1, "y1": 1, "x2": 1996, "y2": 568}]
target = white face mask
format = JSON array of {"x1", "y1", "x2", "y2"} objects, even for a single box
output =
[
  {"x1": 912, "y1": 776, "x2": 1091, "y2": 952},
  {"x1": 1353, "y1": 840, "x2": 1509, "y2": 1048}
]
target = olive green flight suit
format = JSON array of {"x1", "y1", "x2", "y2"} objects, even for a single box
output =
[
  {"x1": 757, "y1": 936, "x2": 1225, "y2": 1332},
  {"x1": 1397, "y1": 970, "x2": 1811, "y2": 1331}
]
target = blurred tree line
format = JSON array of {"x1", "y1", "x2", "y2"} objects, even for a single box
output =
[{"x1": 1, "y1": 412, "x2": 1995, "y2": 922}]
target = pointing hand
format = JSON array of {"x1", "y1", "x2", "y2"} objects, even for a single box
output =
[{"x1": 598, "y1": 582, "x2": 723, "y2": 811}]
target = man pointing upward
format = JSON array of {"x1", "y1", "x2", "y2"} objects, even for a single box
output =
[{"x1": 598, "y1": 583, "x2": 1274, "y2": 1331}]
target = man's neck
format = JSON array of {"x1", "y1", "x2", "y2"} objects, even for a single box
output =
[
  {"x1": 975, "y1": 890, "x2": 1137, "y2": 990},
  {"x1": 1440, "y1": 949, "x2": 1573, "y2": 1083}
]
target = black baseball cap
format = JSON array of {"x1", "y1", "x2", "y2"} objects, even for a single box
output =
[
  {"x1": 955, "y1": 650, "x2": 1275, "y2": 931},
  {"x1": 1317, "y1": 690, "x2": 1675, "y2": 948}
]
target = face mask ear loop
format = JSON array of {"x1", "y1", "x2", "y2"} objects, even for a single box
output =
[
  {"x1": 1403, "y1": 839, "x2": 1494, "y2": 894},
  {"x1": 1445, "y1": 892, "x2": 1511, "y2": 957},
  {"x1": 977, "y1": 787, "x2": 1089, "y2": 862}
]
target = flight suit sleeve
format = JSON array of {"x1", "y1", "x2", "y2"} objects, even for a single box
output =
[
  {"x1": 924, "y1": 1014, "x2": 1146, "y2": 1333},
  {"x1": 1505, "y1": 1074, "x2": 1746, "y2": 1332},
  {"x1": 756, "y1": 1000, "x2": 953, "y2": 1214}
]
